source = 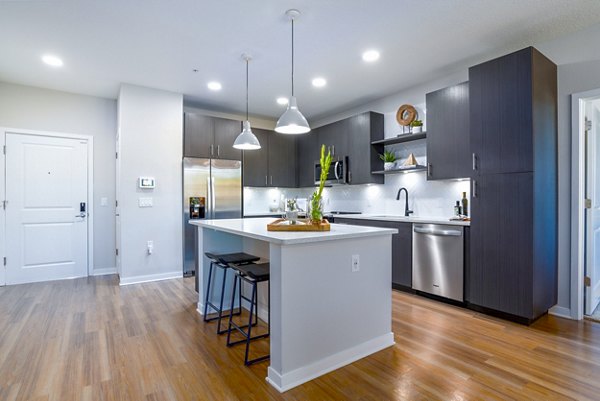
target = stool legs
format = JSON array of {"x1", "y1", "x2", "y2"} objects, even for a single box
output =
[
  {"x1": 204, "y1": 262, "x2": 241, "y2": 333},
  {"x1": 226, "y1": 273, "x2": 270, "y2": 366},
  {"x1": 203, "y1": 262, "x2": 215, "y2": 321}
]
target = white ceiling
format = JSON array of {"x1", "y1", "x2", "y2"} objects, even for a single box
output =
[{"x1": 1, "y1": 0, "x2": 600, "y2": 121}]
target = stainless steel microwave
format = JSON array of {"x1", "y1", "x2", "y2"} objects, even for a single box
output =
[{"x1": 315, "y1": 157, "x2": 348, "y2": 185}]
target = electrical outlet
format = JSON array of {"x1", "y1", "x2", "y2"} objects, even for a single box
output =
[
  {"x1": 351, "y1": 254, "x2": 360, "y2": 272},
  {"x1": 139, "y1": 197, "x2": 153, "y2": 207},
  {"x1": 147, "y1": 241, "x2": 154, "y2": 255},
  {"x1": 100, "y1": 197, "x2": 108, "y2": 206}
]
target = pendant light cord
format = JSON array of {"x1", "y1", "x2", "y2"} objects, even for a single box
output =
[
  {"x1": 291, "y1": 18, "x2": 295, "y2": 97},
  {"x1": 246, "y1": 58, "x2": 249, "y2": 120}
]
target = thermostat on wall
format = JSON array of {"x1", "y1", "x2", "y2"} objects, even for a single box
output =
[{"x1": 138, "y1": 177, "x2": 155, "y2": 189}]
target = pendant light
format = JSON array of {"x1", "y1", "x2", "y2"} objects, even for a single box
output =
[
  {"x1": 233, "y1": 54, "x2": 261, "y2": 150},
  {"x1": 275, "y1": 9, "x2": 311, "y2": 135}
]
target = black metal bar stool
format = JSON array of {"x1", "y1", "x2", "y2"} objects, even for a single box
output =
[
  {"x1": 203, "y1": 252, "x2": 260, "y2": 334},
  {"x1": 226, "y1": 262, "x2": 270, "y2": 366}
]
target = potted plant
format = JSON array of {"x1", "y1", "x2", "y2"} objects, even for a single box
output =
[
  {"x1": 309, "y1": 145, "x2": 333, "y2": 224},
  {"x1": 379, "y1": 150, "x2": 397, "y2": 171},
  {"x1": 286, "y1": 198, "x2": 299, "y2": 224},
  {"x1": 410, "y1": 119, "x2": 423, "y2": 134}
]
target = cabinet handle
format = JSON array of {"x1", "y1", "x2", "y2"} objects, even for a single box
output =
[
  {"x1": 217, "y1": 145, "x2": 220, "y2": 157},
  {"x1": 265, "y1": 175, "x2": 268, "y2": 186},
  {"x1": 427, "y1": 163, "x2": 432, "y2": 177},
  {"x1": 270, "y1": 176, "x2": 273, "y2": 186},
  {"x1": 332, "y1": 145, "x2": 335, "y2": 157},
  {"x1": 210, "y1": 144, "x2": 214, "y2": 157},
  {"x1": 472, "y1": 180, "x2": 477, "y2": 198},
  {"x1": 472, "y1": 153, "x2": 477, "y2": 171}
]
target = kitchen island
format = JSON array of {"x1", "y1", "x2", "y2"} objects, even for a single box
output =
[{"x1": 189, "y1": 218, "x2": 396, "y2": 392}]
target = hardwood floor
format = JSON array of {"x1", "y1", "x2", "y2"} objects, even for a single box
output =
[{"x1": 0, "y1": 276, "x2": 599, "y2": 400}]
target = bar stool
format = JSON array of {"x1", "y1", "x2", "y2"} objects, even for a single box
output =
[
  {"x1": 226, "y1": 262, "x2": 270, "y2": 366},
  {"x1": 203, "y1": 252, "x2": 260, "y2": 334}
]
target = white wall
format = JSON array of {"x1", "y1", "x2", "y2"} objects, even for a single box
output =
[
  {"x1": 117, "y1": 84, "x2": 183, "y2": 284},
  {"x1": 0, "y1": 81, "x2": 117, "y2": 274}
]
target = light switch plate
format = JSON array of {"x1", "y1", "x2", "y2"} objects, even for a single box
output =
[
  {"x1": 100, "y1": 197, "x2": 108, "y2": 206},
  {"x1": 139, "y1": 197, "x2": 153, "y2": 207}
]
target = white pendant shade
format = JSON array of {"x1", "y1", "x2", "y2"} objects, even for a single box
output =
[
  {"x1": 233, "y1": 120, "x2": 261, "y2": 150},
  {"x1": 233, "y1": 54, "x2": 261, "y2": 150},
  {"x1": 276, "y1": 9, "x2": 310, "y2": 135},
  {"x1": 275, "y1": 96, "x2": 310, "y2": 134}
]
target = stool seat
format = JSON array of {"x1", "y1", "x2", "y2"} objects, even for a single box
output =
[
  {"x1": 233, "y1": 263, "x2": 270, "y2": 281},
  {"x1": 203, "y1": 251, "x2": 260, "y2": 334},
  {"x1": 205, "y1": 252, "x2": 260, "y2": 266}
]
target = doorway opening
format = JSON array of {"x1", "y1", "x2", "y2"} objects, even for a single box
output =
[
  {"x1": 0, "y1": 128, "x2": 94, "y2": 286},
  {"x1": 572, "y1": 89, "x2": 600, "y2": 320}
]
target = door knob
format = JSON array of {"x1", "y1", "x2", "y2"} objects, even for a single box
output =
[{"x1": 76, "y1": 212, "x2": 87, "y2": 218}]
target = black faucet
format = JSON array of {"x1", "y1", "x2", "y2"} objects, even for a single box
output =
[{"x1": 396, "y1": 187, "x2": 414, "y2": 217}]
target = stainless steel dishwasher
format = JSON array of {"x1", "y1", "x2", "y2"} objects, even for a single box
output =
[{"x1": 412, "y1": 224, "x2": 464, "y2": 301}]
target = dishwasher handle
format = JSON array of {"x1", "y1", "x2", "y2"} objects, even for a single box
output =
[{"x1": 413, "y1": 226, "x2": 462, "y2": 237}]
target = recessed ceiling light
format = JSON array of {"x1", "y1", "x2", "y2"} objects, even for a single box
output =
[
  {"x1": 312, "y1": 77, "x2": 327, "y2": 88},
  {"x1": 276, "y1": 97, "x2": 289, "y2": 105},
  {"x1": 207, "y1": 81, "x2": 222, "y2": 91},
  {"x1": 41, "y1": 54, "x2": 63, "y2": 67},
  {"x1": 362, "y1": 50, "x2": 380, "y2": 62}
]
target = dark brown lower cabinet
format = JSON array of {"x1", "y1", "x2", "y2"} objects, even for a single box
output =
[
  {"x1": 334, "y1": 218, "x2": 412, "y2": 289},
  {"x1": 468, "y1": 172, "x2": 557, "y2": 323}
]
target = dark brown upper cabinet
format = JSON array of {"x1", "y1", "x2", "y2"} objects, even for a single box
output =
[
  {"x1": 425, "y1": 82, "x2": 470, "y2": 180},
  {"x1": 242, "y1": 128, "x2": 269, "y2": 187},
  {"x1": 243, "y1": 129, "x2": 297, "y2": 188},
  {"x1": 184, "y1": 113, "x2": 242, "y2": 160},
  {"x1": 304, "y1": 111, "x2": 384, "y2": 186},
  {"x1": 296, "y1": 131, "x2": 319, "y2": 187}
]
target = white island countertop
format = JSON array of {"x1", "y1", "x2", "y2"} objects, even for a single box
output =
[{"x1": 189, "y1": 217, "x2": 397, "y2": 245}]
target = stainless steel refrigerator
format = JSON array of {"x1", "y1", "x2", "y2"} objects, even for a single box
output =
[{"x1": 183, "y1": 157, "x2": 242, "y2": 278}]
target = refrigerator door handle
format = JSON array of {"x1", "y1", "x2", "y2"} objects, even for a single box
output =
[
  {"x1": 211, "y1": 177, "x2": 216, "y2": 219},
  {"x1": 206, "y1": 176, "x2": 212, "y2": 219}
]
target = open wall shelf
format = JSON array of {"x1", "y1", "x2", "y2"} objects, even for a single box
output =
[{"x1": 371, "y1": 132, "x2": 426, "y2": 146}]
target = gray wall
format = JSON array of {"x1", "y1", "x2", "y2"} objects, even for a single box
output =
[
  {"x1": 117, "y1": 84, "x2": 183, "y2": 283},
  {"x1": 0, "y1": 81, "x2": 117, "y2": 274}
]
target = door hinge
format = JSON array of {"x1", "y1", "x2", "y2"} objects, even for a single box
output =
[
  {"x1": 116, "y1": 249, "x2": 119, "y2": 256},
  {"x1": 115, "y1": 152, "x2": 118, "y2": 159},
  {"x1": 2, "y1": 145, "x2": 5, "y2": 155},
  {"x1": 2, "y1": 200, "x2": 6, "y2": 210},
  {"x1": 585, "y1": 119, "x2": 592, "y2": 132},
  {"x1": 3, "y1": 257, "x2": 6, "y2": 266},
  {"x1": 585, "y1": 198, "x2": 592, "y2": 209},
  {"x1": 115, "y1": 200, "x2": 118, "y2": 207},
  {"x1": 585, "y1": 276, "x2": 592, "y2": 287}
]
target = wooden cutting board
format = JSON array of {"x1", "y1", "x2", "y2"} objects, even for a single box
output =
[{"x1": 267, "y1": 218, "x2": 331, "y2": 232}]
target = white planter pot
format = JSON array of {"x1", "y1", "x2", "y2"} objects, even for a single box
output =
[
  {"x1": 384, "y1": 162, "x2": 395, "y2": 171},
  {"x1": 412, "y1": 126, "x2": 422, "y2": 134}
]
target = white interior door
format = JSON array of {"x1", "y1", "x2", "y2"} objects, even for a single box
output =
[
  {"x1": 586, "y1": 103, "x2": 600, "y2": 314},
  {"x1": 5, "y1": 133, "x2": 89, "y2": 285}
]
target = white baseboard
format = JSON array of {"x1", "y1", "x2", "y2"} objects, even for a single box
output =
[
  {"x1": 91, "y1": 267, "x2": 117, "y2": 276},
  {"x1": 119, "y1": 271, "x2": 182, "y2": 286},
  {"x1": 549, "y1": 305, "x2": 573, "y2": 320},
  {"x1": 266, "y1": 332, "x2": 395, "y2": 392}
]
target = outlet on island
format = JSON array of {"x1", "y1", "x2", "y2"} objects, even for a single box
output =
[{"x1": 147, "y1": 240, "x2": 154, "y2": 255}]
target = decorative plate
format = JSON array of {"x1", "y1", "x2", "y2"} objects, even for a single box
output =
[{"x1": 396, "y1": 104, "x2": 417, "y2": 126}]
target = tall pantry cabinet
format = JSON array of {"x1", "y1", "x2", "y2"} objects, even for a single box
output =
[{"x1": 468, "y1": 47, "x2": 558, "y2": 323}]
